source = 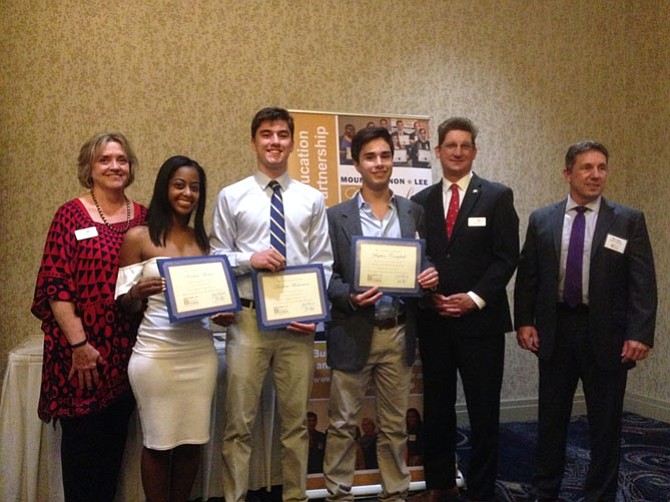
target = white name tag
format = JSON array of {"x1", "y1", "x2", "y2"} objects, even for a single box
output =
[
  {"x1": 75, "y1": 226, "x2": 99, "y2": 241},
  {"x1": 604, "y1": 233, "x2": 627, "y2": 254},
  {"x1": 468, "y1": 217, "x2": 486, "y2": 227}
]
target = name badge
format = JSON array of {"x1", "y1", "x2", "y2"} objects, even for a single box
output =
[
  {"x1": 468, "y1": 217, "x2": 486, "y2": 227},
  {"x1": 75, "y1": 226, "x2": 99, "y2": 241},
  {"x1": 604, "y1": 233, "x2": 627, "y2": 254}
]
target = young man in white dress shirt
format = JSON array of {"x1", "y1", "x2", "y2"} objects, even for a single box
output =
[{"x1": 210, "y1": 107, "x2": 333, "y2": 502}]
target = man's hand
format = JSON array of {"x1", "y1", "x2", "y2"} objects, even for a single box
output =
[
  {"x1": 433, "y1": 293, "x2": 477, "y2": 318},
  {"x1": 349, "y1": 286, "x2": 383, "y2": 308},
  {"x1": 621, "y1": 340, "x2": 650, "y2": 364},
  {"x1": 516, "y1": 325, "x2": 539, "y2": 352},
  {"x1": 250, "y1": 248, "x2": 286, "y2": 272},
  {"x1": 417, "y1": 267, "x2": 438, "y2": 290},
  {"x1": 287, "y1": 321, "x2": 317, "y2": 335},
  {"x1": 211, "y1": 312, "x2": 236, "y2": 327}
]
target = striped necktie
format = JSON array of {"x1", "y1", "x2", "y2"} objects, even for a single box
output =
[{"x1": 269, "y1": 180, "x2": 286, "y2": 258}]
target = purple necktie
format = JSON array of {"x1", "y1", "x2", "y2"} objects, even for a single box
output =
[{"x1": 564, "y1": 206, "x2": 587, "y2": 307}]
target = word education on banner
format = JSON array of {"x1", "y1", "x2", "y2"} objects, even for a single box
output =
[{"x1": 288, "y1": 110, "x2": 432, "y2": 207}]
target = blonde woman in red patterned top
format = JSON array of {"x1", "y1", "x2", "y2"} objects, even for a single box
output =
[{"x1": 31, "y1": 132, "x2": 147, "y2": 502}]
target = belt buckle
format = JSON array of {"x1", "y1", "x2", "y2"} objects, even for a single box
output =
[{"x1": 375, "y1": 315, "x2": 403, "y2": 329}]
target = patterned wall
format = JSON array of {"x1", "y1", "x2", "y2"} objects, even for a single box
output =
[{"x1": 1, "y1": 1, "x2": 668, "y2": 412}]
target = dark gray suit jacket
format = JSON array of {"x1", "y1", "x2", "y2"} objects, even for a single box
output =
[
  {"x1": 326, "y1": 196, "x2": 428, "y2": 372},
  {"x1": 514, "y1": 197, "x2": 657, "y2": 369}
]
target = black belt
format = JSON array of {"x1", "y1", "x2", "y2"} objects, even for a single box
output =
[
  {"x1": 374, "y1": 313, "x2": 406, "y2": 329},
  {"x1": 557, "y1": 302, "x2": 589, "y2": 314},
  {"x1": 241, "y1": 298, "x2": 255, "y2": 309}
]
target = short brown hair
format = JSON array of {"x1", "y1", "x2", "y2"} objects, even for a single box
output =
[
  {"x1": 437, "y1": 117, "x2": 478, "y2": 146},
  {"x1": 564, "y1": 140, "x2": 609, "y2": 171}
]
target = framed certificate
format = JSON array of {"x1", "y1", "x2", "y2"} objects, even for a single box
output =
[
  {"x1": 157, "y1": 255, "x2": 241, "y2": 323},
  {"x1": 251, "y1": 264, "x2": 331, "y2": 330},
  {"x1": 353, "y1": 236, "x2": 424, "y2": 296}
]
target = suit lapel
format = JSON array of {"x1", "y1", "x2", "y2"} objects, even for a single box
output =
[
  {"x1": 552, "y1": 199, "x2": 567, "y2": 258},
  {"x1": 449, "y1": 174, "x2": 482, "y2": 243},
  {"x1": 396, "y1": 197, "x2": 416, "y2": 238},
  {"x1": 337, "y1": 198, "x2": 363, "y2": 245},
  {"x1": 424, "y1": 182, "x2": 448, "y2": 254},
  {"x1": 591, "y1": 198, "x2": 615, "y2": 259}
]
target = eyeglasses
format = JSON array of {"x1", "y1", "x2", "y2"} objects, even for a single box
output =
[{"x1": 441, "y1": 143, "x2": 474, "y2": 152}]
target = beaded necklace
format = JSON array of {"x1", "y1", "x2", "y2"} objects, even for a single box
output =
[{"x1": 90, "y1": 190, "x2": 131, "y2": 234}]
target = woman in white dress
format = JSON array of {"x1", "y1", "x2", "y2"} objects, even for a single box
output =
[{"x1": 115, "y1": 155, "x2": 234, "y2": 502}]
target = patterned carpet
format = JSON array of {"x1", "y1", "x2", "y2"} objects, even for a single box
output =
[
  {"x1": 455, "y1": 412, "x2": 670, "y2": 501},
  {"x1": 203, "y1": 413, "x2": 669, "y2": 502}
]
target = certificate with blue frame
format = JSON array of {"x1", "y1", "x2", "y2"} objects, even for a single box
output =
[
  {"x1": 353, "y1": 236, "x2": 424, "y2": 296},
  {"x1": 157, "y1": 255, "x2": 241, "y2": 323},
  {"x1": 251, "y1": 264, "x2": 330, "y2": 330}
]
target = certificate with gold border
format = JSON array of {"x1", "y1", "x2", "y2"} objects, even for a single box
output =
[
  {"x1": 157, "y1": 255, "x2": 241, "y2": 323},
  {"x1": 353, "y1": 236, "x2": 424, "y2": 296},
  {"x1": 251, "y1": 264, "x2": 330, "y2": 330}
]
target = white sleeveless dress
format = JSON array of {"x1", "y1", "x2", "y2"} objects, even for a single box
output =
[{"x1": 116, "y1": 258, "x2": 218, "y2": 450}]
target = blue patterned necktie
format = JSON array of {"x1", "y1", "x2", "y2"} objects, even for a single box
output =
[
  {"x1": 269, "y1": 180, "x2": 286, "y2": 259},
  {"x1": 564, "y1": 206, "x2": 587, "y2": 307}
]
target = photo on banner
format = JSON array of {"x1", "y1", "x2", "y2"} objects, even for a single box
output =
[{"x1": 288, "y1": 110, "x2": 432, "y2": 207}]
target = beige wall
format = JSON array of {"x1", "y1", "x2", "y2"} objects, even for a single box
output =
[{"x1": 2, "y1": 1, "x2": 668, "y2": 416}]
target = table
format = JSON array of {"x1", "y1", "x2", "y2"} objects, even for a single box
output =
[{"x1": 0, "y1": 335, "x2": 281, "y2": 502}]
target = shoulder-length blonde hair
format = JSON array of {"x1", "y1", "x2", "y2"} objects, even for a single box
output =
[{"x1": 77, "y1": 132, "x2": 138, "y2": 189}]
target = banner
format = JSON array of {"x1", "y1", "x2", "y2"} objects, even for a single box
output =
[{"x1": 288, "y1": 111, "x2": 432, "y2": 206}]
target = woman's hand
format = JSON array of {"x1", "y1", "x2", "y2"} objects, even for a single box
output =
[
  {"x1": 49, "y1": 299, "x2": 108, "y2": 390},
  {"x1": 129, "y1": 277, "x2": 164, "y2": 300},
  {"x1": 69, "y1": 343, "x2": 105, "y2": 390},
  {"x1": 121, "y1": 277, "x2": 163, "y2": 311}
]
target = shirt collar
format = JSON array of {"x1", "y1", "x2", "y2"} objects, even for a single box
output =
[
  {"x1": 355, "y1": 190, "x2": 397, "y2": 209},
  {"x1": 566, "y1": 194, "x2": 601, "y2": 214},
  {"x1": 442, "y1": 172, "x2": 472, "y2": 195},
  {"x1": 255, "y1": 171, "x2": 290, "y2": 190}
]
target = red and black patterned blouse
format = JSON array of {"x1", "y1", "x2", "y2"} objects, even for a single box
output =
[{"x1": 31, "y1": 198, "x2": 147, "y2": 423}]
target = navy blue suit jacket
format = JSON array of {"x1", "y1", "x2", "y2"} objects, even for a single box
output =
[{"x1": 411, "y1": 174, "x2": 519, "y2": 336}]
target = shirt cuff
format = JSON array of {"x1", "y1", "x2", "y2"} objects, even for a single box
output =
[{"x1": 467, "y1": 291, "x2": 486, "y2": 310}]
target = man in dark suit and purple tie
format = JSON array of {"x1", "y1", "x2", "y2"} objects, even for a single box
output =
[
  {"x1": 410, "y1": 117, "x2": 520, "y2": 502},
  {"x1": 514, "y1": 140, "x2": 657, "y2": 502}
]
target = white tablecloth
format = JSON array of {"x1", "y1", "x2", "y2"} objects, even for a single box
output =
[{"x1": 0, "y1": 335, "x2": 281, "y2": 502}]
